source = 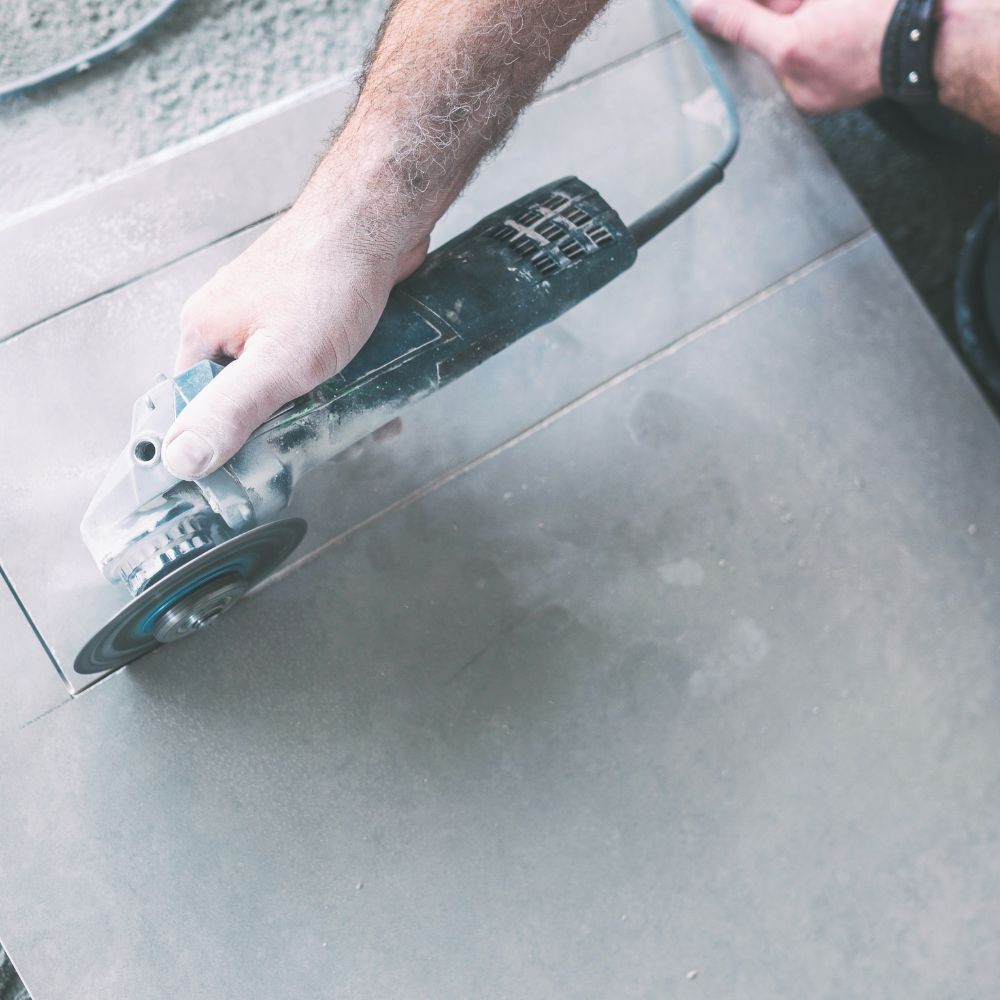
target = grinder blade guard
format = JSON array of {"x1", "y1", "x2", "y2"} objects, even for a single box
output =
[{"x1": 77, "y1": 0, "x2": 740, "y2": 675}]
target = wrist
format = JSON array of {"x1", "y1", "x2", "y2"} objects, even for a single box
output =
[
  {"x1": 288, "y1": 140, "x2": 432, "y2": 284},
  {"x1": 306, "y1": 115, "x2": 451, "y2": 249},
  {"x1": 933, "y1": 0, "x2": 1000, "y2": 132},
  {"x1": 933, "y1": 0, "x2": 975, "y2": 113}
]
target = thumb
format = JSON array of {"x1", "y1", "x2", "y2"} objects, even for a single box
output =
[
  {"x1": 162, "y1": 333, "x2": 315, "y2": 480},
  {"x1": 691, "y1": 0, "x2": 794, "y2": 66}
]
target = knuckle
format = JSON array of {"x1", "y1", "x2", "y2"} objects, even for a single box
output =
[
  {"x1": 302, "y1": 343, "x2": 338, "y2": 385},
  {"x1": 714, "y1": 8, "x2": 746, "y2": 44},
  {"x1": 180, "y1": 297, "x2": 225, "y2": 349},
  {"x1": 772, "y1": 24, "x2": 804, "y2": 75},
  {"x1": 772, "y1": 40, "x2": 799, "y2": 75},
  {"x1": 179, "y1": 291, "x2": 209, "y2": 336},
  {"x1": 180, "y1": 277, "x2": 249, "y2": 356}
]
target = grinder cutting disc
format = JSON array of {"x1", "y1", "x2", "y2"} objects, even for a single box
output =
[{"x1": 74, "y1": 518, "x2": 307, "y2": 675}]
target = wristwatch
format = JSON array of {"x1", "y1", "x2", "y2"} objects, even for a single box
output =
[{"x1": 880, "y1": 0, "x2": 939, "y2": 105}]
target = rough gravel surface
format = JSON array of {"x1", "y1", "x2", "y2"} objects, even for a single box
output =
[
  {"x1": 0, "y1": 0, "x2": 386, "y2": 222},
  {"x1": 0, "y1": 0, "x2": 164, "y2": 80}
]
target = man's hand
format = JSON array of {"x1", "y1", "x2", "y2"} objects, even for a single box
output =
[
  {"x1": 692, "y1": 0, "x2": 1000, "y2": 133},
  {"x1": 162, "y1": 168, "x2": 428, "y2": 480},
  {"x1": 691, "y1": 0, "x2": 896, "y2": 114},
  {"x1": 163, "y1": 0, "x2": 611, "y2": 482}
]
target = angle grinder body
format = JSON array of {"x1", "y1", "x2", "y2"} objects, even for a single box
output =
[{"x1": 77, "y1": 177, "x2": 638, "y2": 673}]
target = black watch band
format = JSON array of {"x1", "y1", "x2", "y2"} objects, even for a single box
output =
[{"x1": 880, "y1": 0, "x2": 939, "y2": 105}]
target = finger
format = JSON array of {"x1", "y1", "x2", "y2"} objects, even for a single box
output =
[
  {"x1": 691, "y1": 0, "x2": 795, "y2": 65},
  {"x1": 162, "y1": 333, "x2": 314, "y2": 480},
  {"x1": 174, "y1": 285, "x2": 243, "y2": 375},
  {"x1": 174, "y1": 328, "x2": 218, "y2": 374}
]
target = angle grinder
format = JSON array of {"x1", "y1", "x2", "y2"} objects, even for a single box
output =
[{"x1": 76, "y1": 3, "x2": 740, "y2": 675}]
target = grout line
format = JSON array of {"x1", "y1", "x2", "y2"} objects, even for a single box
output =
[
  {"x1": 0, "y1": 211, "x2": 281, "y2": 347},
  {"x1": 539, "y1": 31, "x2": 682, "y2": 102},
  {"x1": 259, "y1": 228, "x2": 875, "y2": 590},
  {"x1": 0, "y1": 563, "x2": 71, "y2": 691},
  {"x1": 0, "y1": 74, "x2": 357, "y2": 233}
]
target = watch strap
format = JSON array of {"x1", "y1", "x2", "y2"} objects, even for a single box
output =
[{"x1": 880, "y1": 0, "x2": 938, "y2": 105}]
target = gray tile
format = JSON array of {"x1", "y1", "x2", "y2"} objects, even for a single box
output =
[
  {"x1": 0, "y1": 40, "x2": 869, "y2": 689},
  {"x1": 3, "y1": 237, "x2": 1000, "y2": 999}
]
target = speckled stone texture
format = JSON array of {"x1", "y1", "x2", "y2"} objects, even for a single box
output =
[
  {"x1": 0, "y1": 0, "x2": 164, "y2": 79},
  {"x1": 0, "y1": 0, "x2": 387, "y2": 222}
]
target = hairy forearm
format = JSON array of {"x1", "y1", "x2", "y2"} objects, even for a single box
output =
[
  {"x1": 936, "y1": 0, "x2": 1000, "y2": 134},
  {"x1": 305, "y1": 0, "x2": 610, "y2": 248}
]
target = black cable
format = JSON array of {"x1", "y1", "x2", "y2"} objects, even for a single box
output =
[
  {"x1": 0, "y1": 0, "x2": 184, "y2": 102},
  {"x1": 628, "y1": 0, "x2": 741, "y2": 247}
]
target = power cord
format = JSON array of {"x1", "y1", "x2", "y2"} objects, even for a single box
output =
[{"x1": 628, "y1": 0, "x2": 741, "y2": 247}]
